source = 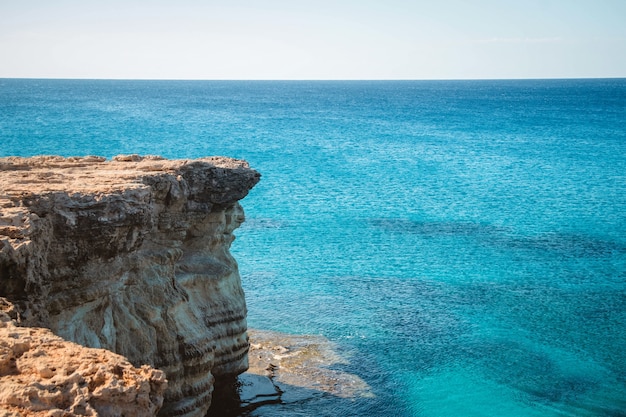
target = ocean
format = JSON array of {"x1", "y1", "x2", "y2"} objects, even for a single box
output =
[{"x1": 1, "y1": 78, "x2": 625, "y2": 416}]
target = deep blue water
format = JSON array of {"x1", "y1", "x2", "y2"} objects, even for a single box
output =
[{"x1": 1, "y1": 79, "x2": 626, "y2": 416}]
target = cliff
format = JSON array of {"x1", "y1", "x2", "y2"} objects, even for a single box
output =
[{"x1": 0, "y1": 155, "x2": 260, "y2": 416}]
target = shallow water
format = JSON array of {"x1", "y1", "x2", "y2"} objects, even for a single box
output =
[{"x1": 1, "y1": 79, "x2": 625, "y2": 416}]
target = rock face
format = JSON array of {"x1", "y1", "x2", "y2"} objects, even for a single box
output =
[{"x1": 0, "y1": 155, "x2": 260, "y2": 416}]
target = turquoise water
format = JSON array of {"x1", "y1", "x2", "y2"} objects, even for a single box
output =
[{"x1": 1, "y1": 79, "x2": 625, "y2": 416}]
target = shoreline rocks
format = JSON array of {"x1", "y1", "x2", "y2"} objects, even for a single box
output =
[
  {"x1": 208, "y1": 329, "x2": 373, "y2": 415},
  {"x1": 246, "y1": 329, "x2": 373, "y2": 402}
]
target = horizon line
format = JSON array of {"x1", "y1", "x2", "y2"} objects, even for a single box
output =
[{"x1": 1, "y1": 76, "x2": 626, "y2": 82}]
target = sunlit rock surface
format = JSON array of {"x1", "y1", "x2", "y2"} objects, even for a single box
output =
[
  {"x1": 0, "y1": 299, "x2": 168, "y2": 417},
  {"x1": 0, "y1": 155, "x2": 260, "y2": 417}
]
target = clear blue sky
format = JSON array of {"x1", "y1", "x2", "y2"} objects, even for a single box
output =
[{"x1": 1, "y1": 0, "x2": 624, "y2": 79}]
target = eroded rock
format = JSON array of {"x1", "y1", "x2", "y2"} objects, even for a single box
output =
[
  {"x1": 0, "y1": 301, "x2": 168, "y2": 417},
  {"x1": 0, "y1": 155, "x2": 260, "y2": 417}
]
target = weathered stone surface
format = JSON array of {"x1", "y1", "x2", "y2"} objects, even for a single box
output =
[
  {"x1": 0, "y1": 155, "x2": 260, "y2": 417},
  {"x1": 0, "y1": 299, "x2": 168, "y2": 417},
  {"x1": 207, "y1": 329, "x2": 374, "y2": 415},
  {"x1": 246, "y1": 329, "x2": 373, "y2": 402}
]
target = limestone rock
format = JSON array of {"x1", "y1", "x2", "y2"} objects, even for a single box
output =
[
  {"x1": 0, "y1": 155, "x2": 260, "y2": 417},
  {"x1": 0, "y1": 303, "x2": 168, "y2": 417}
]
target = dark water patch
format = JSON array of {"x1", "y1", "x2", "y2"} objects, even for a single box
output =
[
  {"x1": 332, "y1": 276, "x2": 470, "y2": 373},
  {"x1": 507, "y1": 231, "x2": 626, "y2": 258},
  {"x1": 369, "y1": 217, "x2": 626, "y2": 259},
  {"x1": 369, "y1": 218, "x2": 507, "y2": 238},
  {"x1": 334, "y1": 275, "x2": 467, "y2": 339},
  {"x1": 463, "y1": 339, "x2": 599, "y2": 406}
]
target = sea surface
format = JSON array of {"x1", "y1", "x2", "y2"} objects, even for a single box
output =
[{"x1": 1, "y1": 79, "x2": 625, "y2": 416}]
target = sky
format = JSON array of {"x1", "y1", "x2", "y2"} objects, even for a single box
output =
[{"x1": 0, "y1": 0, "x2": 625, "y2": 80}]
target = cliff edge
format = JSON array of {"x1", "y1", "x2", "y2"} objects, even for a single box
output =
[{"x1": 0, "y1": 155, "x2": 261, "y2": 416}]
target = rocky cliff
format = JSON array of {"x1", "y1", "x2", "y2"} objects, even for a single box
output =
[{"x1": 0, "y1": 155, "x2": 260, "y2": 416}]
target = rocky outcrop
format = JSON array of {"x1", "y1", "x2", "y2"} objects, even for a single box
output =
[
  {"x1": 0, "y1": 155, "x2": 260, "y2": 416},
  {"x1": 0, "y1": 299, "x2": 168, "y2": 417}
]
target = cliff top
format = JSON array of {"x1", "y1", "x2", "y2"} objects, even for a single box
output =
[{"x1": 0, "y1": 154, "x2": 258, "y2": 195}]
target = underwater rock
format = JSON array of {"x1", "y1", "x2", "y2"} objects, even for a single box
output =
[{"x1": 207, "y1": 329, "x2": 373, "y2": 415}]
